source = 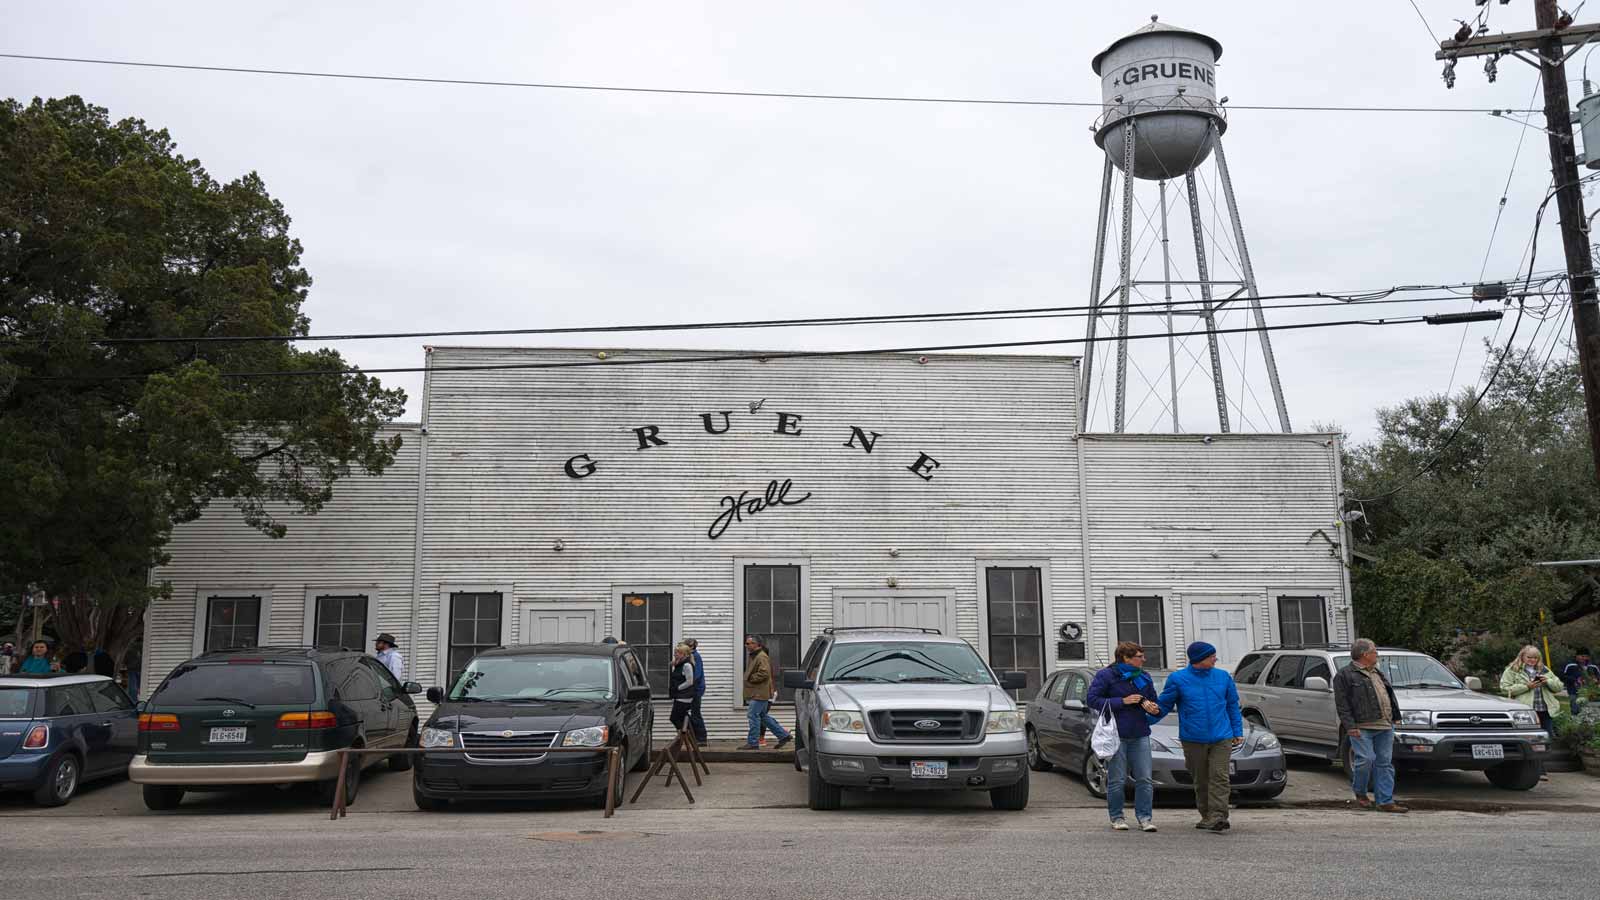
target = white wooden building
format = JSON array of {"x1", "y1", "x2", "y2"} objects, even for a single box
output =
[{"x1": 142, "y1": 347, "x2": 1353, "y2": 738}]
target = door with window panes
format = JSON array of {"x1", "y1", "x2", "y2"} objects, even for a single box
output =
[
  {"x1": 1114, "y1": 596, "x2": 1167, "y2": 669},
  {"x1": 744, "y1": 566, "x2": 801, "y2": 702},
  {"x1": 621, "y1": 592, "x2": 674, "y2": 697},
  {"x1": 447, "y1": 592, "x2": 503, "y2": 689},
  {"x1": 985, "y1": 568, "x2": 1045, "y2": 700}
]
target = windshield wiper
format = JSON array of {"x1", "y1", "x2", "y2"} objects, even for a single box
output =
[
  {"x1": 1399, "y1": 683, "x2": 1460, "y2": 690},
  {"x1": 897, "y1": 676, "x2": 963, "y2": 683},
  {"x1": 195, "y1": 696, "x2": 256, "y2": 708},
  {"x1": 828, "y1": 675, "x2": 889, "y2": 682},
  {"x1": 539, "y1": 688, "x2": 608, "y2": 697}
]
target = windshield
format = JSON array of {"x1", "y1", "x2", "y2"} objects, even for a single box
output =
[
  {"x1": 153, "y1": 663, "x2": 315, "y2": 705},
  {"x1": 449, "y1": 655, "x2": 615, "y2": 702},
  {"x1": 820, "y1": 641, "x2": 995, "y2": 685},
  {"x1": 1332, "y1": 654, "x2": 1463, "y2": 689},
  {"x1": 0, "y1": 688, "x2": 35, "y2": 718}
]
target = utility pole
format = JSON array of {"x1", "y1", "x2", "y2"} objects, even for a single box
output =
[{"x1": 1438, "y1": 7, "x2": 1600, "y2": 485}]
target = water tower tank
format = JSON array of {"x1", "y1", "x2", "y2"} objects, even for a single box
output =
[{"x1": 1093, "y1": 17, "x2": 1227, "y2": 181}]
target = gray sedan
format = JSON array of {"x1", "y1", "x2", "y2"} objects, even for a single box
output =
[{"x1": 1024, "y1": 667, "x2": 1288, "y2": 800}]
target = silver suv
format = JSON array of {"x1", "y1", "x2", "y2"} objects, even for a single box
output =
[
  {"x1": 1233, "y1": 645, "x2": 1551, "y2": 790},
  {"x1": 783, "y1": 627, "x2": 1031, "y2": 811}
]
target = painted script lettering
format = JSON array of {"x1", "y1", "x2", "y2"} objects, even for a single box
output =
[{"x1": 707, "y1": 478, "x2": 813, "y2": 540}]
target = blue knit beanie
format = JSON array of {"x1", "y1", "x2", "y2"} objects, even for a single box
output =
[{"x1": 1186, "y1": 641, "x2": 1218, "y2": 665}]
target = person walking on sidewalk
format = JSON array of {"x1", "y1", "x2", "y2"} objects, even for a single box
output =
[
  {"x1": 669, "y1": 642, "x2": 698, "y2": 735},
  {"x1": 1085, "y1": 641, "x2": 1163, "y2": 832},
  {"x1": 1333, "y1": 639, "x2": 1408, "y2": 813},
  {"x1": 741, "y1": 634, "x2": 791, "y2": 751},
  {"x1": 1148, "y1": 641, "x2": 1243, "y2": 833},
  {"x1": 685, "y1": 638, "x2": 709, "y2": 744}
]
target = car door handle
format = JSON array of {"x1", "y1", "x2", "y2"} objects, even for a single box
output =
[{"x1": 98, "y1": 722, "x2": 112, "y2": 727}]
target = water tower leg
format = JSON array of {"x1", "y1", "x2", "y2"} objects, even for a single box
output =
[
  {"x1": 1080, "y1": 156, "x2": 1115, "y2": 431},
  {"x1": 1183, "y1": 170, "x2": 1231, "y2": 434},
  {"x1": 1113, "y1": 122, "x2": 1137, "y2": 433},
  {"x1": 1213, "y1": 137, "x2": 1292, "y2": 432},
  {"x1": 1159, "y1": 179, "x2": 1180, "y2": 433}
]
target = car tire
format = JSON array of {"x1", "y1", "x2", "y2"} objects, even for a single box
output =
[
  {"x1": 1485, "y1": 759, "x2": 1542, "y2": 791},
  {"x1": 389, "y1": 720, "x2": 419, "y2": 772},
  {"x1": 1244, "y1": 712, "x2": 1267, "y2": 730},
  {"x1": 317, "y1": 751, "x2": 362, "y2": 807},
  {"x1": 1081, "y1": 751, "x2": 1108, "y2": 799},
  {"x1": 33, "y1": 753, "x2": 79, "y2": 807},
  {"x1": 142, "y1": 784, "x2": 185, "y2": 811},
  {"x1": 793, "y1": 731, "x2": 806, "y2": 772},
  {"x1": 806, "y1": 747, "x2": 842, "y2": 811},
  {"x1": 990, "y1": 768, "x2": 1029, "y2": 811},
  {"x1": 1026, "y1": 728, "x2": 1053, "y2": 772},
  {"x1": 413, "y1": 783, "x2": 448, "y2": 811},
  {"x1": 631, "y1": 732, "x2": 653, "y2": 773}
]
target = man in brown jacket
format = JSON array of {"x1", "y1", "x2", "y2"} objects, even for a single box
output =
[{"x1": 741, "y1": 634, "x2": 791, "y2": 750}]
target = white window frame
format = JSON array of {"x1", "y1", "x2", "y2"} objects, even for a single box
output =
[
  {"x1": 975, "y1": 559, "x2": 1055, "y2": 676},
  {"x1": 1101, "y1": 585, "x2": 1172, "y2": 670},
  {"x1": 518, "y1": 600, "x2": 609, "y2": 644},
  {"x1": 436, "y1": 582, "x2": 515, "y2": 687},
  {"x1": 191, "y1": 586, "x2": 274, "y2": 655},
  {"x1": 612, "y1": 583, "x2": 686, "y2": 700},
  {"x1": 301, "y1": 585, "x2": 380, "y2": 648},
  {"x1": 732, "y1": 558, "x2": 810, "y2": 709},
  {"x1": 1267, "y1": 587, "x2": 1335, "y2": 648}
]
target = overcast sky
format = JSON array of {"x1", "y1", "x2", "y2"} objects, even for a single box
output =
[{"x1": 4, "y1": 1, "x2": 1583, "y2": 441}]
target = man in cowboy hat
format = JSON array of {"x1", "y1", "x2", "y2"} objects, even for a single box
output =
[{"x1": 373, "y1": 633, "x2": 405, "y2": 680}]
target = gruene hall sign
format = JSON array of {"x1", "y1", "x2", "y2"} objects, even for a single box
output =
[{"x1": 561, "y1": 410, "x2": 944, "y2": 540}]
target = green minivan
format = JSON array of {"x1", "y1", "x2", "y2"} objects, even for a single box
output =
[{"x1": 130, "y1": 646, "x2": 422, "y2": 810}]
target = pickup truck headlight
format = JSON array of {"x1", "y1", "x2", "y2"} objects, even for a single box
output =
[
  {"x1": 420, "y1": 726, "x2": 457, "y2": 749},
  {"x1": 1254, "y1": 733, "x2": 1281, "y2": 752},
  {"x1": 1510, "y1": 709, "x2": 1538, "y2": 727},
  {"x1": 1398, "y1": 710, "x2": 1432, "y2": 728},
  {"x1": 561, "y1": 725, "x2": 609, "y2": 747},
  {"x1": 986, "y1": 711, "x2": 1023, "y2": 734},
  {"x1": 822, "y1": 710, "x2": 867, "y2": 733}
]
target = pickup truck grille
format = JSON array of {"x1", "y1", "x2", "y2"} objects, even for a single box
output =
[
  {"x1": 1435, "y1": 712, "x2": 1518, "y2": 730},
  {"x1": 460, "y1": 731, "x2": 558, "y2": 760},
  {"x1": 867, "y1": 710, "x2": 983, "y2": 743}
]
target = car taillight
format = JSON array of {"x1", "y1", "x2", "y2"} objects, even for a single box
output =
[
  {"x1": 277, "y1": 711, "x2": 338, "y2": 729},
  {"x1": 138, "y1": 713, "x2": 180, "y2": 732},
  {"x1": 22, "y1": 724, "x2": 48, "y2": 749}
]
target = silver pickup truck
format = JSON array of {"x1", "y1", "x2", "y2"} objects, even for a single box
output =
[
  {"x1": 1233, "y1": 645, "x2": 1551, "y2": 790},
  {"x1": 783, "y1": 627, "x2": 1031, "y2": 811}
]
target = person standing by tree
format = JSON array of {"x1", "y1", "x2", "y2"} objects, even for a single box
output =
[
  {"x1": 1333, "y1": 639, "x2": 1407, "y2": 813},
  {"x1": 1148, "y1": 642, "x2": 1244, "y2": 833},
  {"x1": 1501, "y1": 645, "x2": 1566, "y2": 735}
]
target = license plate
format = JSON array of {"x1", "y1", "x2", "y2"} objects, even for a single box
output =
[
  {"x1": 910, "y1": 760, "x2": 948, "y2": 779},
  {"x1": 209, "y1": 727, "x2": 247, "y2": 744},
  {"x1": 1471, "y1": 744, "x2": 1505, "y2": 760}
]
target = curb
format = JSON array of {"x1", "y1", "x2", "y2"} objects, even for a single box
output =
[{"x1": 1274, "y1": 798, "x2": 1600, "y2": 815}]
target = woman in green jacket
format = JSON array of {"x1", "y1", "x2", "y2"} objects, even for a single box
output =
[{"x1": 1500, "y1": 645, "x2": 1568, "y2": 735}]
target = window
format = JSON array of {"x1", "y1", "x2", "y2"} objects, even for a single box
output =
[
  {"x1": 1265, "y1": 655, "x2": 1306, "y2": 688},
  {"x1": 1044, "y1": 673, "x2": 1069, "y2": 704},
  {"x1": 620, "y1": 651, "x2": 648, "y2": 692},
  {"x1": 155, "y1": 663, "x2": 315, "y2": 705},
  {"x1": 45, "y1": 685, "x2": 94, "y2": 716},
  {"x1": 1065, "y1": 674, "x2": 1088, "y2": 705},
  {"x1": 361, "y1": 657, "x2": 401, "y2": 694},
  {"x1": 448, "y1": 592, "x2": 503, "y2": 689},
  {"x1": 1277, "y1": 596, "x2": 1328, "y2": 647},
  {"x1": 1234, "y1": 653, "x2": 1273, "y2": 685},
  {"x1": 1114, "y1": 596, "x2": 1167, "y2": 669},
  {"x1": 986, "y1": 567, "x2": 1045, "y2": 700},
  {"x1": 313, "y1": 595, "x2": 369, "y2": 650},
  {"x1": 204, "y1": 596, "x2": 262, "y2": 652},
  {"x1": 801, "y1": 638, "x2": 827, "y2": 681},
  {"x1": 90, "y1": 682, "x2": 133, "y2": 713},
  {"x1": 622, "y1": 592, "x2": 674, "y2": 697},
  {"x1": 744, "y1": 566, "x2": 802, "y2": 702}
]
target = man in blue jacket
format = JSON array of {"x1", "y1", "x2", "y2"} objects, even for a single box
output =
[
  {"x1": 686, "y1": 638, "x2": 709, "y2": 744},
  {"x1": 1149, "y1": 641, "x2": 1244, "y2": 833}
]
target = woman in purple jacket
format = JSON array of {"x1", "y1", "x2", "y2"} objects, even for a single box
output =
[{"x1": 1085, "y1": 641, "x2": 1163, "y2": 832}]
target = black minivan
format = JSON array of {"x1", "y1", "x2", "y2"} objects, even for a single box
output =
[{"x1": 413, "y1": 643, "x2": 655, "y2": 809}]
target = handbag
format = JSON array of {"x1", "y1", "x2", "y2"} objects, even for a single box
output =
[{"x1": 1091, "y1": 699, "x2": 1122, "y2": 760}]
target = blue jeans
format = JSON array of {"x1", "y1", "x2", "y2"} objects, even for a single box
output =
[
  {"x1": 1105, "y1": 735, "x2": 1155, "y2": 823},
  {"x1": 1349, "y1": 728, "x2": 1395, "y2": 805},
  {"x1": 746, "y1": 699, "x2": 789, "y2": 746}
]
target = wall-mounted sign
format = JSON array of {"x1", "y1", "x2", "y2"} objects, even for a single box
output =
[
  {"x1": 708, "y1": 478, "x2": 811, "y2": 540},
  {"x1": 1059, "y1": 622, "x2": 1083, "y2": 642}
]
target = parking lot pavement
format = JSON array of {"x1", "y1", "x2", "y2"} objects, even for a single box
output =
[{"x1": 6, "y1": 755, "x2": 1597, "y2": 819}]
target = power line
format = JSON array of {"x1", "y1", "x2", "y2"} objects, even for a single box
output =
[
  {"x1": 0, "y1": 52, "x2": 1547, "y2": 114},
  {"x1": 18, "y1": 314, "x2": 1462, "y2": 382},
  {"x1": 1406, "y1": 0, "x2": 1443, "y2": 46}
]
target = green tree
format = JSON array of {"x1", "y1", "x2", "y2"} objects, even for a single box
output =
[
  {"x1": 1344, "y1": 341, "x2": 1600, "y2": 654},
  {"x1": 0, "y1": 96, "x2": 405, "y2": 666}
]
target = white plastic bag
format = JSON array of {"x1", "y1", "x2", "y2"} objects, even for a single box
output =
[{"x1": 1092, "y1": 701, "x2": 1122, "y2": 760}]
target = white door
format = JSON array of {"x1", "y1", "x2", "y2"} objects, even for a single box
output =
[
  {"x1": 833, "y1": 592, "x2": 953, "y2": 635},
  {"x1": 522, "y1": 605, "x2": 601, "y2": 644},
  {"x1": 1187, "y1": 601, "x2": 1256, "y2": 671}
]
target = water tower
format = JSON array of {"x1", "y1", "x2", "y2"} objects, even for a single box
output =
[{"x1": 1080, "y1": 17, "x2": 1291, "y2": 434}]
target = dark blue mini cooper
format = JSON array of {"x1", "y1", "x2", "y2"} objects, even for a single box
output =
[{"x1": 0, "y1": 674, "x2": 138, "y2": 806}]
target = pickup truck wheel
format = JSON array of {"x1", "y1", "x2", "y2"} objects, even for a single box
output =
[
  {"x1": 1081, "y1": 752, "x2": 1108, "y2": 799},
  {"x1": 990, "y1": 769, "x2": 1029, "y2": 810},
  {"x1": 142, "y1": 784, "x2": 185, "y2": 811},
  {"x1": 806, "y1": 747, "x2": 842, "y2": 811},
  {"x1": 1026, "y1": 728, "x2": 1053, "y2": 772},
  {"x1": 1484, "y1": 759, "x2": 1542, "y2": 791}
]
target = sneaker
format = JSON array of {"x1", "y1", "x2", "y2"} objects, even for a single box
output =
[
  {"x1": 1111, "y1": 819, "x2": 1130, "y2": 831},
  {"x1": 1354, "y1": 796, "x2": 1373, "y2": 811},
  {"x1": 1194, "y1": 821, "x2": 1212, "y2": 829},
  {"x1": 1207, "y1": 820, "x2": 1231, "y2": 833},
  {"x1": 1139, "y1": 821, "x2": 1158, "y2": 833},
  {"x1": 775, "y1": 736, "x2": 792, "y2": 750},
  {"x1": 1377, "y1": 802, "x2": 1409, "y2": 814}
]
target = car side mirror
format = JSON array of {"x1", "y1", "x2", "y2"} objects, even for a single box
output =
[
  {"x1": 1000, "y1": 671, "x2": 1028, "y2": 691},
  {"x1": 626, "y1": 685, "x2": 652, "y2": 702},
  {"x1": 1465, "y1": 676, "x2": 1483, "y2": 691},
  {"x1": 1302, "y1": 675, "x2": 1330, "y2": 692},
  {"x1": 1063, "y1": 699, "x2": 1086, "y2": 711},
  {"x1": 425, "y1": 687, "x2": 444, "y2": 704},
  {"x1": 783, "y1": 670, "x2": 814, "y2": 691},
  {"x1": 402, "y1": 681, "x2": 424, "y2": 695}
]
